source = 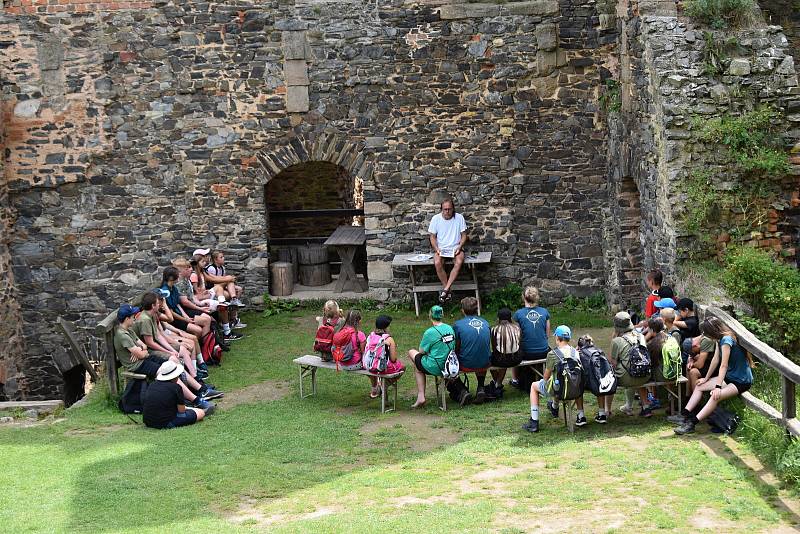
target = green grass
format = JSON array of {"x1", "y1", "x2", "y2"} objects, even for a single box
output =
[{"x1": 0, "y1": 308, "x2": 798, "y2": 533}]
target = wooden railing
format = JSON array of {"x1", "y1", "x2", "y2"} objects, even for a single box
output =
[
  {"x1": 96, "y1": 310, "x2": 121, "y2": 397},
  {"x1": 700, "y1": 305, "x2": 800, "y2": 437}
]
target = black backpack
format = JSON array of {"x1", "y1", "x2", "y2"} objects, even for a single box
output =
[
  {"x1": 550, "y1": 347, "x2": 585, "y2": 401},
  {"x1": 579, "y1": 344, "x2": 618, "y2": 396},
  {"x1": 621, "y1": 334, "x2": 651, "y2": 378},
  {"x1": 118, "y1": 378, "x2": 149, "y2": 414},
  {"x1": 708, "y1": 406, "x2": 740, "y2": 434}
]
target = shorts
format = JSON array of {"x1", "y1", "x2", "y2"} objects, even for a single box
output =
[
  {"x1": 185, "y1": 308, "x2": 205, "y2": 319},
  {"x1": 136, "y1": 355, "x2": 168, "y2": 378},
  {"x1": 165, "y1": 409, "x2": 198, "y2": 429},
  {"x1": 171, "y1": 317, "x2": 190, "y2": 332},
  {"x1": 728, "y1": 380, "x2": 752, "y2": 394},
  {"x1": 535, "y1": 378, "x2": 550, "y2": 397},
  {"x1": 521, "y1": 350, "x2": 551, "y2": 362},
  {"x1": 414, "y1": 353, "x2": 436, "y2": 376},
  {"x1": 491, "y1": 352, "x2": 523, "y2": 368}
]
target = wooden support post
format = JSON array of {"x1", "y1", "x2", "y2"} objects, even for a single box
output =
[{"x1": 782, "y1": 376, "x2": 796, "y2": 422}]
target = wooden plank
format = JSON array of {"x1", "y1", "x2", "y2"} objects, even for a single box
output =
[
  {"x1": 0, "y1": 400, "x2": 63, "y2": 411},
  {"x1": 270, "y1": 237, "x2": 329, "y2": 245},
  {"x1": 703, "y1": 307, "x2": 800, "y2": 384},
  {"x1": 392, "y1": 251, "x2": 492, "y2": 266},
  {"x1": 96, "y1": 310, "x2": 118, "y2": 336},
  {"x1": 324, "y1": 225, "x2": 366, "y2": 246},
  {"x1": 741, "y1": 392, "x2": 783, "y2": 424},
  {"x1": 57, "y1": 317, "x2": 99, "y2": 381},
  {"x1": 293, "y1": 355, "x2": 404, "y2": 378},
  {"x1": 270, "y1": 209, "x2": 364, "y2": 219},
  {"x1": 412, "y1": 282, "x2": 478, "y2": 292}
]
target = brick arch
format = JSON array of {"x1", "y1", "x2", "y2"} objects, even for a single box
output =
[{"x1": 253, "y1": 132, "x2": 374, "y2": 187}]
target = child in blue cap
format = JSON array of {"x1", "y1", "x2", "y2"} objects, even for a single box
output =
[{"x1": 523, "y1": 324, "x2": 587, "y2": 432}]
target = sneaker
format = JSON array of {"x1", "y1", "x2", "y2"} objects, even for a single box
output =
[
  {"x1": 594, "y1": 413, "x2": 608, "y2": 424},
  {"x1": 522, "y1": 418, "x2": 539, "y2": 433},
  {"x1": 474, "y1": 387, "x2": 486, "y2": 405},
  {"x1": 509, "y1": 379, "x2": 520, "y2": 390},
  {"x1": 674, "y1": 421, "x2": 696, "y2": 435},
  {"x1": 200, "y1": 387, "x2": 224, "y2": 400},
  {"x1": 224, "y1": 332, "x2": 244, "y2": 342},
  {"x1": 618, "y1": 405, "x2": 634, "y2": 416},
  {"x1": 192, "y1": 398, "x2": 212, "y2": 410},
  {"x1": 203, "y1": 402, "x2": 216, "y2": 416},
  {"x1": 575, "y1": 414, "x2": 588, "y2": 427},
  {"x1": 548, "y1": 400, "x2": 559, "y2": 418},
  {"x1": 230, "y1": 298, "x2": 245, "y2": 308},
  {"x1": 666, "y1": 414, "x2": 686, "y2": 424},
  {"x1": 196, "y1": 368, "x2": 209, "y2": 380},
  {"x1": 639, "y1": 406, "x2": 654, "y2": 418},
  {"x1": 457, "y1": 389, "x2": 473, "y2": 407},
  {"x1": 232, "y1": 320, "x2": 248, "y2": 330}
]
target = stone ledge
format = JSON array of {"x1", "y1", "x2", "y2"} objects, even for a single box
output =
[{"x1": 437, "y1": 0, "x2": 558, "y2": 19}]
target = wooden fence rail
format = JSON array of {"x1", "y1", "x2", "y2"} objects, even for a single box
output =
[{"x1": 700, "y1": 305, "x2": 800, "y2": 437}]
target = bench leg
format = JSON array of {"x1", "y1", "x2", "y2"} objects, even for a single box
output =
[
  {"x1": 563, "y1": 401, "x2": 575, "y2": 434},
  {"x1": 299, "y1": 366, "x2": 317, "y2": 399},
  {"x1": 410, "y1": 266, "x2": 420, "y2": 317},
  {"x1": 435, "y1": 376, "x2": 447, "y2": 411},
  {"x1": 379, "y1": 377, "x2": 398, "y2": 414},
  {"x1": 471, "y1": 265, "x2": 481, "y2": 315}
]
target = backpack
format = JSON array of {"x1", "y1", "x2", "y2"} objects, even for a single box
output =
[
  {"x1": 621, "y1": 333, "x2": 651, "y2": 378},
  {"x1": 661, "y1": 334, "x2": 683, "y2": 381},
  {"x1": 549, "y1": 346, "x2": 585, "y2": 401},
  {"x1": 118, "y1": 377, "x2": 149, "y2": 414},
  {"x1": 579, "y1": 344, "x2": 617, "y2": 396},
  {"x1": 200, "y1": 331, "x2": 223, "y2": 365},
  {"x1": 314, "y1": 318, "x2": 337, "y2": 353},
  {"x1": 363, "y1": 332, "x2": 390, "y2": 373},
  {"x1": 708, "y1": 406, "x2": 740, "y2": 434},
  {"x1": 430, "y1": 326, "x2": 459, "y2": 379},
  {"x1": 331, "y1": 327, "x2": 356, "y2": 369}
]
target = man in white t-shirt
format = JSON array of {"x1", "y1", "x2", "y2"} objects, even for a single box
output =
[{"x1": 428, "y1": 198, "x2": 468, "y2": 303}]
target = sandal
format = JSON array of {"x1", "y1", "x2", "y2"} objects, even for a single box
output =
[
  {"x1": 438, "y1": 289, "x2": 451, "y2": 304},
  {"x1": 370, "y1": 386, "x2": 382, "y2": 399}
]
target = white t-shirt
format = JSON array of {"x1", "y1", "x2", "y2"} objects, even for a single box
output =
[{"x1": 428, "y1": 212, "x2": 467, "y2": 251}]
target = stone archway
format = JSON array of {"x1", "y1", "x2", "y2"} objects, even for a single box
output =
[{"x1": 254, "y1": 132, "x2": 389, "y2": 297}]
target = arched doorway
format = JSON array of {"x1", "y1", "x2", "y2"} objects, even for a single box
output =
[{"x1": 265, "y1": 161, "x2": 366, "y2": 295}]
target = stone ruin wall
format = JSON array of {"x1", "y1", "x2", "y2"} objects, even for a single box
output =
[
  {"x1": 605, "y1": 0, "x2": 800, "y2": 308},
  {"x1": 1, "y1": 0, "x2": 798, "y2": 398}
]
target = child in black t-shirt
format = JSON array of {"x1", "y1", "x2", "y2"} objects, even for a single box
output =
[
  {"x1": 674, "y1": 298, "x2": 700, "y2": 342},
  {"x1": 143, "y1": 361, "x2": 214, "y2": 429}
]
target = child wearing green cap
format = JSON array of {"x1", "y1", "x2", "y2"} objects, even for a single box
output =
[{"x1": 407, "y1": 305, "x2": 456, "y2": 409}]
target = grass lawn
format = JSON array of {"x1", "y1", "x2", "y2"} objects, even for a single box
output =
[{"x1": 1, "y1": 306, "x2": 799, "y2": 533}]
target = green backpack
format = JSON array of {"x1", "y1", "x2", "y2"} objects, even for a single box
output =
[{"x1": 662, "y1": 334, "x2": 682, "y2": 381}]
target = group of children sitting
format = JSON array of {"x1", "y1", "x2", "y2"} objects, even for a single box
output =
[
  {"x1": 113, "y1": 248, "x2": 248, "y2": 429},
  {"x1": 314, "y1": 269, "x2": 754, "y2": 436}
]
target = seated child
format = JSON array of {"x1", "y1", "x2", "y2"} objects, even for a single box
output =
[
  {"x1": 331, "y1": 310, "x2": 367, "y2": 370},
  {"x1": 143, "y1": 361, "x2": 214, "y2": 429},
  {"x1": 605, "y1": 312, "x2": 654, "y2": 418},
  {"x1": 364, "y1": 315, "x2": 405, "y2": 398},
  {"x1": 523, "y1": 325, "x2": 587, "y2": 433},
  {"x1": 408, "y1": 305, "x2": 455, "y2": 409},
  {"x1": 487, "y1": 307, "x2": 522, "y2": 399},
  {"x1": 315, "y1": 300, "x2": 345, "y2": 361}
]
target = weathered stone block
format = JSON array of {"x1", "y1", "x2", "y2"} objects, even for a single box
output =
[
  {"x1": 535, "y1": 23, "x2": 558, "y2": 52},
  {"x1": 728, "y1": 58, "x2": 751, "y2": 76},
  {"x1": 438, "y1": 3, "x2": 501, "y2": 19},
  {"x1": 364, "y1": 201, "x2": 391, "y2": 215},
  {"x1": 368, "y1": 260, "x2": 393, "y2": 281},
  {"x1": 598, "y1": 14, "x2": 615, "y2": 31},
  {"x1": 14, "y1": 99, "x2": 40, "y2": 118},
  {"x1": 282, "y1": 31, "x2": 310, "y2": 60},
  {"x1": 284, "y1": 60, "x2": 309, "y2": 86},
  {"x1": 286, "y1": 85, "x2": 309, "y2": 113},
  {"x1": 505, "y1": 0, "x2": 559, "y2": 16}
]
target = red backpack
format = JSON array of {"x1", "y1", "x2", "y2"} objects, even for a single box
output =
[
  {"x1": 314, "y1": 318, "x2": 337, "y2": 353},
  {"x1": 331, "y1": 326, "x2": 356, "y2": 370},
  {"x1": 201, "y1": 331, "x2": 223, "y2": 365}
]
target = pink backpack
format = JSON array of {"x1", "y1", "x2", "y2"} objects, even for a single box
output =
[{"x1": 363, "y1": 332, "x2": 389, "y2": 373}]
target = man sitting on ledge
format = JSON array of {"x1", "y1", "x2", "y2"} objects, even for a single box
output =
[{"x1": 428, "y1": 197, "x2": 468, "y2": 303}]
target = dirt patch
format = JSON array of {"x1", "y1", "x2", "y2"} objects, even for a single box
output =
[
  {"x1": 65, "y1": 424, "x2": 128, "y2": 436},
  {"x1": 229, "y1": 496, "x2": 341, "y2": 527},
  {"x1": 292, "y1": 315, "x2": 321, "y2": 330},
  {"x1": 690, "y1": 507, "x2": 741, "y2": 531},
  {"x1": 221, "y1": 380, "x2": 292, "y2": 409},
  {"x1": 360, "y1": 412, "x2": 461, "y2": 453}
]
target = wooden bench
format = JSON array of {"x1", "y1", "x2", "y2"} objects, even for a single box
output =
[
  {"x1": 433, "y1": 359, "x2": 546, "y2": 411},
  {"x1": 293, "y1": 355, "x2": 405, "y2": 414},
  {"x1": 642, "y1": 376, "x2": 688, "y2": 414}
]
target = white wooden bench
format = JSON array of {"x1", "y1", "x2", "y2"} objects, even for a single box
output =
[
  {"x1": 433, "y1": 359, "x2": 547, "y2": 411},
  {"x1": 293, "y1": 355, "x2": 405, "y2": 414},
  {"x1": 642, "y1": 376, "x2": 689, "y2": 414}
]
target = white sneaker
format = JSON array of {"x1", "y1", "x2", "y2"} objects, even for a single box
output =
[
  {"x1": 233, "y1": 320, "x2": 248, "y2": 330},
  {"x1": 217, "y1": 294, "x2": 226, "y2": 303},
  {"x1": 230, "y1": 298, "x2": 245, "y2": 308}
]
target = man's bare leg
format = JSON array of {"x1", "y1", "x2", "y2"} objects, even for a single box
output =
[
  {"x1": 433, "y1": 253, "x2": 448, "y2": 286},
  {"x1": 444, "y1": 251, "x2": 465, "y2": 291}
]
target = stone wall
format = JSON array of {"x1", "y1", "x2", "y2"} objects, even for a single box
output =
[{"x1": 606, "y1": 0, "x2": 800, "y2": 305}]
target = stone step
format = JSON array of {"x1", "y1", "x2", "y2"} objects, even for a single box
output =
[{"x1": 0, "y1": 400, "x2": 63, "y2": 413}]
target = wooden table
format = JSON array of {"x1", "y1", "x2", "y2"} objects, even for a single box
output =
[
  {"x1": 392, "y1": 251, "x2": 492, "y2": 316},
  {"x1": 324, "y1": 225, "x2": 367, "y2": 292}
]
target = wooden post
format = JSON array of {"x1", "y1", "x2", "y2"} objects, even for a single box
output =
[
  {"x1": 782, "y1": 376, "x2": 796, "y2": 422},
  {"x1": 105, "y1": 331, "x2": 118, "y2": 397},
  {"x1": 270, "y1": 261, "x2": 294, "y2": 296}
]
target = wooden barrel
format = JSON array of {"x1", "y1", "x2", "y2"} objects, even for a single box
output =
[
  {"x1": 299, "y1": 262, "x2": 331, "y2": 286},
  {"x1": 270, "y1": 262, "x2": 294, "y2": 296},
  {"x1": 297, "y1": 244, "x2": 328, "y2": 266}
]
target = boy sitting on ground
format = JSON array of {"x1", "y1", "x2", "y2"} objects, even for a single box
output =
[
  {"x1": 143, "y1": 361, "x2": 214, "y2": 430},
  {"x1": 523, "y1": 325, "x2": 587, "y2": 433}
]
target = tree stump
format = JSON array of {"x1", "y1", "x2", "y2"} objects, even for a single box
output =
[
  {"x1": 270, "y1": 261, "x2": 294, "y2": 296},
  {"x1": 299, "y1": 263, "x2": 331, "y2": 286}
]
